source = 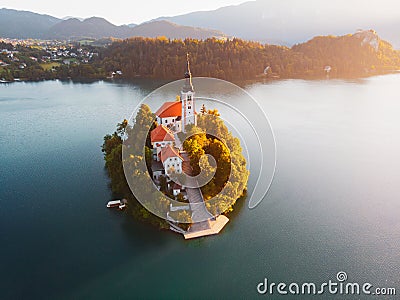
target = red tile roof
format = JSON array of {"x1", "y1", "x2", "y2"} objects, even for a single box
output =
[
  {"x1": 155, "y1": 101, "x2": 182, "y2": 118},
  {"x1": 150, "y1": 125, "x2": 175, "y2": 143},
  {"x1": 159, "y1": 145, "x2": 183, "y2": 163},
  {"x1": 173, "y1": 183, "x2": 182, "y2": 190}
]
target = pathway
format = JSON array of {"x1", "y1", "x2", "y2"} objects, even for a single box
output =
[{"x1": 170, "y1": 134, "x2": 229, "y2": 239}]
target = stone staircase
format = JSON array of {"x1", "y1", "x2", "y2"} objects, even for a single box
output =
[{"x1": 181, "y1": 153, "x2": 213, "y2": 229}]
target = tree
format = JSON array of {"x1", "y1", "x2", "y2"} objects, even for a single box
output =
[
  {"x1": 126, "y1": 104, "x2": 155, "y2": 155},
  {"x1": 184, "y1": 112, "x2": 249, "y2": 214},
  {"x1": 144, "y1": 146, "x2": 153, "y2": 173},
  {"x1": 102, "y1": 107, "x2": 170, "y2": 229},
  {"x1": 116, "y1": 119, "x2": 128, "y2": 137},
  {"x1": 159, "y1": 176, "x2": 167, "y2": 192},
  {"x1": 96, "y1": 34, "x2": 400, "y2": 81},
  {"x1": 207, "y1": 109, "x2": 220, "y2": 116},
  {"x1": 200, "y1": 104, "x2": 207, "y2": 114},
  {"x1": 169, "y1": 210, "x2": 192, "y2": 230},
  {"x1": 176, "y1": 193, "x2": 188, "y2": 203}
]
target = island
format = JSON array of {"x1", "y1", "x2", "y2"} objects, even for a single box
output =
[{"x1": 102, "y1": 56, "x2": 249, "y2": 238}]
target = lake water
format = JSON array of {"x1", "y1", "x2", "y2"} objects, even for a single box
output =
[{"x1": 0, "y1": 76, "x2": 399, "y2": 299}]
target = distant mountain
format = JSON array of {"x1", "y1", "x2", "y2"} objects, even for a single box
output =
[
  {"x1": 46, "y1": 18, "x2": 224, "y2": 40},
  {"x1": 128, "y1": 20, "x2": 224, "y2": 40},
  {"x1": 0, "y1": 8, "x2": 225, "y2": 41},
  {"x1": 4, "y1": 3, "x2": 399, "y2": 48},
  {"x1": 154, "y1": 0, "x2": 400, "y2": 48},
  {"x1": 45, "y1": 17, "x2": 134, "y2": 39},
  {"x1": 62, "y1": 16, "x2": 85, "y2": 21},
  {"x1": 0, "y1": 8, "x2": 61, "y2": 39}
]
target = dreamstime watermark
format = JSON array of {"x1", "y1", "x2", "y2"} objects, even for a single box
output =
[
  {"x1": 122, "y1": 77, "x2": 276, "y2": 223},
  {"x1": 257, "y1": 271, "x2": 396, "y2": 296}
]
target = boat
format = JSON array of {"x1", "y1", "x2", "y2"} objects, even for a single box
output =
[
  {"x1": 107, "y1": 200, "x2": 121, "y2": 208},
  {"x1": 107, "y1": 199, "x2": 127, "y2": 210}
]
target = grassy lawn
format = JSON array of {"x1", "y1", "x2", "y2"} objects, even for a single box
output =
[{"x1": 40, "y1": 62, "x2": 60, "y2": 70}]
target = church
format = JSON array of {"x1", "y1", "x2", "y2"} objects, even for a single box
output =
[
  {"x1": 155, "y1": 54, "x2": 197, "y2": 133},
  {"x1": 150, "y1": 54, "x2": 198, "y2": 194},
  {"x1": 149, "y1": 55, "x2": 230, "y2": 238}
]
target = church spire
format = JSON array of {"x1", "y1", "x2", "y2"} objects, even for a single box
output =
[
  {"x1": 185, "y1": 53, "x2": 191, "y2": 78},
  {"x1": 182, "y1": 53, "x2": 194, "y2": 93}
]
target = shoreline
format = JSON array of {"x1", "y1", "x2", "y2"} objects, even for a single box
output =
[{"x1": 2, "y1": 70, "x2": 400, "y2": 86}]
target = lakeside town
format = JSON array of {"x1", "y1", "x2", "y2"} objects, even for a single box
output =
[
  {"x1": 0, "y1": 36, "x2": 122, "y2": 82},
  {"x1": 0, "y1": 38, "x2": 102, "y2": 81}
]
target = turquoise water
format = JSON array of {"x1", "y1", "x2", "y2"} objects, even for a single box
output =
[{"x1": 0, "y1": 77, "x2": 399, "y2": 299}]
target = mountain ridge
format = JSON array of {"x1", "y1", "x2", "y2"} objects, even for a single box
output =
[
  {"x1": 0, "y1": 8, "x2": 226, "y2": 41},
  {"x1": 0, "y1": 8, "x2": 61, "y2": 39},
  {"x1": 1, "y1": 4, "x2": 400, "y2": 48},
  {"x1": 153, "y1": 0, "x2": 400, "y2": 48}
]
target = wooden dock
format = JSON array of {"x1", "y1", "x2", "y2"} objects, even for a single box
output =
[{"x1": 183, "y1": 215, "x2": 229, "y2": 239}]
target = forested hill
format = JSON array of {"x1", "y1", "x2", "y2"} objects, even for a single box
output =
[
  {"x1": 99, "y1": 30, "x2": 400, "y2": 80},
  {"x1": 2, "y1": 30, "x2": 399, "y2": 82}
]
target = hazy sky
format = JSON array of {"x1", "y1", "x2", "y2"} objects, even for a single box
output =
[
  {"x1": 2, "y1": 0, "x2": 400, "y2": 27},
  {"x1": 0, "y1": 0, "x2": 247, "y2": 24}
]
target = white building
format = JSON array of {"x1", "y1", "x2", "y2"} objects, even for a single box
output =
[
  {"x1": 150, "y1": 125, "x2": 175, "y2": 161},
  {"x1": 155, "y1": 101, "x2": 182, "y2": 132},
  {"x1": 159, "y1": 145, "x2": 183, "y2": 175}
]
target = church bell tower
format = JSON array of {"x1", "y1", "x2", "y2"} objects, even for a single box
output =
[{"x1": 181, "y1": 53, "x2": 196, "y2": 133}]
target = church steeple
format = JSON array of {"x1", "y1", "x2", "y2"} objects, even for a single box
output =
[
  {"x1": 182, "y1": 53, "x2": 194, "y2": 93},
  {"x1": 181, "y1": 53, "x2": 196, "y2": 133}
]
